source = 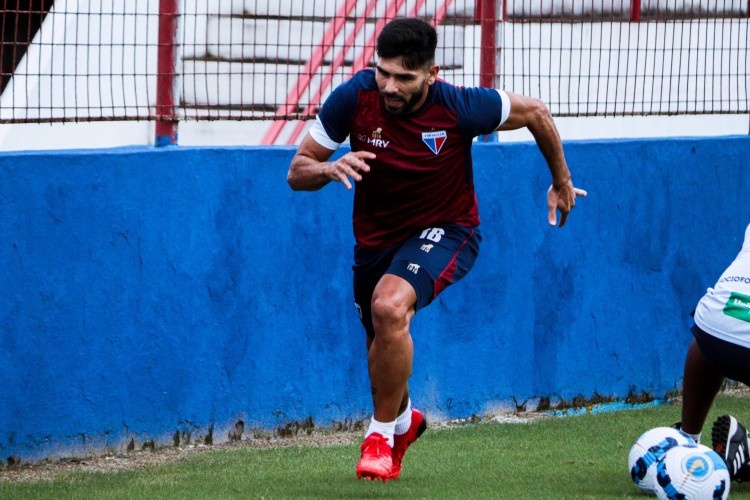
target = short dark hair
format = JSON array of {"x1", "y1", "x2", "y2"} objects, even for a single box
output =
[{"x1": 376, "y1": 18, "x2": 437, "y2": 70}]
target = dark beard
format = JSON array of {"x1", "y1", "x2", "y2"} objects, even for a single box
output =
[{"x1": 382, "y1": 86, "x2": 425, "y2": 115}]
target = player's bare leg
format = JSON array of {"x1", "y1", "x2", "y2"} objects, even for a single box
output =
[
  {"x1": 356, "y1": 275, "x2": 415, "y2": 481},
  {"x1": 369, "y1": 274, "x2": 416, "y2": 423},
  {"x1": 681, "y1": 339, "x2": 724, "y2": 436},
  {"x1": 364, "y1": 342, "x2": 411, "y2": 412}
]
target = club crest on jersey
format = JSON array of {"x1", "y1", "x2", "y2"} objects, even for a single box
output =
[{"x1": 422, "y1": 130, "x2": 447, "y2": 155}]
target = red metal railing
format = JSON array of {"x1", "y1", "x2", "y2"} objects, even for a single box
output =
[
  {"x1": 477, "y1": 0, "x2": 498, "y2": 89},
  {"x1": 261, "y1": 0, "x2": 359, "y2": 145},
  {"x1": 281, "y1": 0, "x2": 382, "y2": 146},
  {"x1": 630, "y1": 0, "x2": 641, "y2": 22},
  {"x1": 283, "y1": 0, "x2": 460, "y2": 145},
  {"x1": 263, "y1": 0, "x2": 458, "y2": 145},
  {"x1": 155, "y1": 0, "x2": 179, "y2": 146}
]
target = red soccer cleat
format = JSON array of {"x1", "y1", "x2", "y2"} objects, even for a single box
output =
[
  {"x1": 390, "y1": 409, "x2": 427, "y2": 479},
  {"x1": 356, "y1": 433, "x2": 393, "y2": 482}
]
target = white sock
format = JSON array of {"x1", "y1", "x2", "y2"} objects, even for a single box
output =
[
  {"x1": 394, "y1": 399, "x2": 413, "y2": 435},
  {"x1": 685, "y1": 431, "x2": 701, "y2": 444},
  {"x1": 365, "y1": 417, "x2": 395, "y2": 447}
]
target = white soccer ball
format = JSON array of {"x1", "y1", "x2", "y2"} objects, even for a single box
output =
[
  {"x1": 654, "y1": 444, "x2": 730, "y2": 500},
  {"x1": 628, "y1": 427, "x2": 694, "y2": 494}
]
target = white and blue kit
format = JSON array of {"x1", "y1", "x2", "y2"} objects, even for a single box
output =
[{"x1": 694, "y1": 223, "x2": 750, "y2": 349}]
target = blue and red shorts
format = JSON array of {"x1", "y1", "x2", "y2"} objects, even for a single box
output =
[{"x1": 352, "y1": 223, "x2": 481, "y2": 338}]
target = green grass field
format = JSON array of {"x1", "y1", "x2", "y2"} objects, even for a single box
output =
[{"x1": 2, "y1": 394, "x2": 749, "y2": 499}]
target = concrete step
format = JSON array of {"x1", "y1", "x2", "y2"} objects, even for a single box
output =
[
  {"x1": 195, "y1": 0, "x2": 475, "y2": 19},
  {"x1": 179, "y1": 59, "x2": 477, "y2": 116},
  {"x1": 180, "y1": 60, "x2": 350, "y2": 110},
  {"x1": 184, "y1": 17, "x2": 464, "y2": 69}
]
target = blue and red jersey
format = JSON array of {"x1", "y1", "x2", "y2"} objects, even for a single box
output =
[{"x1": 310, "y1": 69, "x2": 507, "y2": 250}]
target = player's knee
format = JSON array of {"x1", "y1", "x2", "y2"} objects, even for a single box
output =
[{"x1": 370, "y1": 294, "x2": 410, "y2": 333}]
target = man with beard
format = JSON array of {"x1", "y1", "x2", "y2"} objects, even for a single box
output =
[{"x1": 287, "y1": 17, "x2": 586, "y2": 482}]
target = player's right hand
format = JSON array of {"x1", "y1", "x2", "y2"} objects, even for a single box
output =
[{"x1": 325, "y1": 151, "x2": 375, "y2": 190}]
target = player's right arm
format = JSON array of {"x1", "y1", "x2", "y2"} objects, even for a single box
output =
[
  {"x1": 288, "y1": 134, "x2": 376, "y2": 191},
  {"x1": 288, "y1": 70, "x2": 377, "y2": 191}
]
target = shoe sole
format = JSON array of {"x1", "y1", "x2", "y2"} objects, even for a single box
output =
[
  {"x1": 415, "y1": 415, "x2": 428, "y2": 439},
  {"x1": 712, "y1": 414, "x2": 749, "y2": 481},
  {"x1": 357, "y1": 469, "x2": 390, "y2": 482},
  {"x1": 712, "y1": 415, "x2": 736, "y2": 461}
]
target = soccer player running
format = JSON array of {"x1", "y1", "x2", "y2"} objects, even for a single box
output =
[
  {"x1": 287, "y1": 17, "x2": 587, "y2": 482},
  {"x1": 677, "y1": 222, "x2": 750, "y2": 482}
]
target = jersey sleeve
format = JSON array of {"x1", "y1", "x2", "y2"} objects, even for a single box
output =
[
  {"x1": 496, "y1": 90, "x2": 511, "y2": 127},
  {"x1": 311, "y1": 77, "x2": 361, "y2": 149},
  {"x1": 438, "y1": 84, "x2": 509, "y2": 137}
]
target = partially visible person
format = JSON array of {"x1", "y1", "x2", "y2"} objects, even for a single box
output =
[
  {"x1": 287, "y1": 17, "x2": 586, "y2": 482},
  {"x1": 677, "y1": 222, "x2": 750, "y2": 482}
]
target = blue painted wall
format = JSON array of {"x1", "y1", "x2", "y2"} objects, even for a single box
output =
[{"x1": 1, "y1": 137, "x2": 748, "y2": 460}]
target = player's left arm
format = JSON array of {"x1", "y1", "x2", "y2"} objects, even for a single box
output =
[{"x1": 496, "y1": 91, "x2": 587, "y2": 228}]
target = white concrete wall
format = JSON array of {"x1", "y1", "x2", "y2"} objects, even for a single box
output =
[{"x1": 0, "y1": 0, "x2": 746, "y2": 151}]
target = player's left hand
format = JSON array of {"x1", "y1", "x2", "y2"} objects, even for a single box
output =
[{"x1": 547, "y1": 179, "x2": 587, "y2": 227}]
